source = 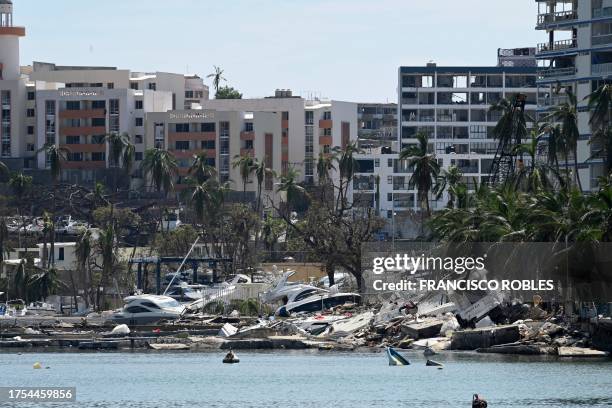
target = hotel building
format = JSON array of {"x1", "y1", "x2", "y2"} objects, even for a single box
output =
[
  {"x1": 352, "y1": 50, "x2": 538, "y2": 238},
  {"x1": 536, "y1": 0, "x2": 612, "y2": 190}
]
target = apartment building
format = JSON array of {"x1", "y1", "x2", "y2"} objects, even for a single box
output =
[
  {"x1": 146, "y1": 109, "x2": 281, "y2": 202},
  {"x1": 536, "y1": 0, "x2": 611, "y2": 190},
  {"x1": 0, "y1": 0, "x2": 26, "y2": 164},
  {"x1": 357, "y1": 103, "x2": 398, "y2": 150},
  {"x1": 199, "y1": 90, "x2": 358, "y2": 186},
  {"x1": 352, "y1": 52, "x2": 538, "y2": 238}
]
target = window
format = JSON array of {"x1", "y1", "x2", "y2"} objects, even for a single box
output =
[
  {"x1": 26, "y1": 109, "x2": 35, "y2": 117},
  {"x1": 201, "y1": 140, "x2": 215, "y2": 149},
  {"x1": 135, "y1": 100, "x2": 143, "y2": 110},
  {"x1": 27, "y1": 126, "x2": 34, "y2": 135},
  {"x1": 323, "y1": 111, "x2": 331, "y2": 120},
  {"x1": 305, "y1": 110, "x2": 314, "y2": 125},
  {"x1": 245, "y1": 140, "x2": 254, "y2": 149},
  {"x1": 66, "y1": 101, "x2": 80, "y2": 110},
  {"x1": 135, "y1": 117, "x2": 144, "y2": 127},
  {"x1": 130, "y1": 82, "x2": 139, "y2": 90},
  {"x1": 91, "y1": 152, "x2": 105, "y2": 161},
  {"x1": 109, "y1": 99, "x2": 119, "y2": 115},
  {"x1": 107, "y1": 83, "x2": 114, "y2": 89},
  {"x1": 92, "y1": 100, "x2": 106, "y2": 109},
  {"x1": 92, "y1": 118, "x2": 106, "y2": 127},
  {"x1": 175, "y1": 141, "x2": 190, "y2": 150},
  {"x1": 92, "y1": 135, "x2": 105, "y2": 144},
  {"x1": 135, "y1": 152, "x2": 143, "y2": 161},
  {"x1": 67, "y1": 152, "x2": 83, "y2": 162},
  {"x1": 27, "y1": 91, "x2": 35, "y2": 101},
  {"x1": 141, "y1": 302, "x2": 160, "y2": 310},
  {"x1": 58, "y1": 248, "x2": 64, "y2": 261},
  {"x1": 148, "y1": 83, "x2": 157, "y2": 91},
  {"x1": 201, "y1": 122, "x2": 215, "y2": 132},
  {"x1": 125, "y1": 306, "x2": 150, "y2": 314},
  {"x1": 27, "y1": 143, "x2": 35, "y2": 152},
  {"x1": 245, "y1": 122, "x2": 254, "y2": 132},
  {"x1": 66, "y1": 136, "x2": 80, "y2": 145},
  {"x1": 175, "y1": 123, "x2": 189, "y2": 132},
  {"x1": 388, "y1": 158, "x2": 393, "y2": 167},
  {"x1": 135, "y1": 135, "x2": 143, "y2": 144}
]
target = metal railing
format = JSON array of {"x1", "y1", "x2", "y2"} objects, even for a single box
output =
[
  {"x1": 592, "y1": 62, "x2": 612, "y2": 75},
  {"x1": 537, "y1": 66, "x2": 576, "y2": 79},
  {"x1": 537, "y1": 10, "x2": 578, "y2": 26},
  {"x1": 536, "y1": 39, "x2": 577, "y2": 54}
]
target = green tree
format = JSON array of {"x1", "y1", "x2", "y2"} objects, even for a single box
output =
[
  {"x1": 189, "y1": 153, "x2": 217, "y2": 184},
  {"x1": 588, "y1": 84, "x2": 612, "y2": 173},
  {"x1": 8, "y1": 173, "x2": 32, "y2": 242},
  {"x1": 75, "y1": 229, "x2": 93, "y2": 308},
  {"x1": 276, "y1": 167, "x2": 305, "y2": 216},
  {"x1": 141, "y1": 148, "x2": 178, "y2": 233},
  {"x1": 252, "y1": 157, "x2": 274, "y2": 214},
  {"x1": 215, "y1": 86, "x2": 242, "y2": 99}
]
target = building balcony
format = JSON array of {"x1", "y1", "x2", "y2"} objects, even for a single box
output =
[
  {"x1": 59, "y1": 109, "x2": 106, "y2": 119},
  {"x1": 319, "y1": 119, "x2": 333, "y2": 129},
  {"x1": 536, "y1": 10, "x2": 577, "y2": 29},
  {"x1": 60, "y1": 126, "x2": 106, "y2": 137},
  {"x1": 240, "y1": 131, "x2": 255, "y2": 141},
  {"x1": 168, "y1": 132, "x2": 216, "y2": 142},
  {"x1": 538, "y1": 94, "x2": 569, "y2": 108},
  {"x1": 319, "y1": 135, "x2": 332, "y2": 145},
  {"x1": 169, "y1": 148, "x2": 216, "y2": 159},
  {"x1": 63, "y1": 160, "x2": 106, "y2": 170},
  {"x1": 536, "y1": 39, "x2": 577, "y2": 54},
  {"x1": 60, "y1": 143, "x2": 106, "y2": 153},
  {"x1": 240, "y1": 148, "x2": 254, "y2": 157},
  {"x1": 0, "y1": 26, "x2": 26, "y2": 37},
  {"x1": 592, "y1": 62, "x2": 612, "y2": 76},
  {"x1": 537, "y1": 66, "x2": 576, "y2": 80}
]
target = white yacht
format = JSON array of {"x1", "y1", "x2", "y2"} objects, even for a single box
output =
[{"x1": 108, "y1": 295, "x2": 185, "y2": 325}]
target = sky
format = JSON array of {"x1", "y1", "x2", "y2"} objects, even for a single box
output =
[{"x1": 16, "y1": 0, "x2": 540, "y2": 103}]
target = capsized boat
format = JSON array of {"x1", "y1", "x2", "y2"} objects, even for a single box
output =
[
  {"x1": 275, "y1": 285, "x2": 360, "y2": 317},
  {"x1": 386, "y1": 347, "x2": 410, "y2": 366}
]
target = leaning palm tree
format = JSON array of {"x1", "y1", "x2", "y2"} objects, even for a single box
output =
[
  {"x1": 433, "y1": 165, "x2": 463, "y2": 209},
  {"x1": 316, "y1": 151, "x2": 336, "y2": 186},
  {"x1": 399, "y1": 132, "x2": 440, "y2": 217},
  {"x1": 207, "y1": 65, "x2": 226, "y2": 95},
  {"x1": 588, "y1": 83, "x2": 612, "y2": 173},
  {"x1": 545, "y1": 89, "x2": 582, "y2": 191},
  {"x1": 232, "y1": 153, "x2": 255, "y2": 201}
]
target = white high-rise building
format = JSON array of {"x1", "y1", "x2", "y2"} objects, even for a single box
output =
[{"x1": 536, "y1": 0, "x2": 612, "y2": 190}]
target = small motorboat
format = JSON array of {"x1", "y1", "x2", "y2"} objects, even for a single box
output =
[
  {"x1": 108, "y1": 294, "x2": 185, "y2": 325},
  {"x1": 386, "y1": 347, "x2": 410, "y2": 366},
  {"x1": 426, "y1": 359, "x2": 443, "y2": 367},
  {"x1": 275, "y1": 285, "x2": 361, "y2": 317}
]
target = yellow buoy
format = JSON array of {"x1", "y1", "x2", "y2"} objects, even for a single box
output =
[{"x1": 33, "y1": 362, "x2": 42, "y2": 369}]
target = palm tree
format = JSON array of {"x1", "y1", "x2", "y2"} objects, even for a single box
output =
[
  {"x1": 189, "y1": 153, "x2": 217, "y2": 184},
  {"x1": 512, "y1": 130, "x2": 560, "y2": 193},
  {"x1": 252, "y1": 158, "x2": 274, "y2": 214},
  {"x1": 141, "y1": 148, "x2": 178, "y2": 196},
  {"x1": 546, "y1": 89, "x2": 582, "y2": 191},
  {"x1": 97, "y1": 224, "x2": 116, "y2": 309},
  {"x1": 433, "y1": 165, "x2": 463, "y2": 208},
  {"x1": 207, "y1": 65, "x2": 226, "y2": 95},
  {"x1": 316, "y1": 151, "x2": 336, "y2": 185},
  {"x1": 276, "y1": 167, "x2": 305, "y2": 216},
  {"x1": 8, "y1": 173, "x2": 32, "y2": 244},
  {"x1": 75, "y1": 229, "x2": 93, "y2": 308},
  {"x1": 588, "y1": 83, "x2": 612, "y2": 173},
  {"x1": 490, "y1": 95, "x2": 529, "y2": 152},
  {"x1": 105, "y1": 132, "x2": 134, "y2": 191},
  {"x1": 232, "y1": 153, "x2": 255, "y2": 201},
  {"x1": 141, "y1": 148, "x2": 178, "y2": 233},
  {"x1": 399, "y1": 133, "x2": 440, "y2": 217},
  {"x1": 0, "y1": 218, "x2": 8, "y2": 287},
  {"x1": 29, "y1": 268, "x2": 60, "y2": 302}
]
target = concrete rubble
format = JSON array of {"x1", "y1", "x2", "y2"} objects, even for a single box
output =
[{"x1": 1, "y1": 293, "x2": 611, "y2": 357}]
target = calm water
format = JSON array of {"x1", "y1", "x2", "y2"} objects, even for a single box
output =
[{"x1": 0, "y1": 350, "x2": 611, "y2": 407}]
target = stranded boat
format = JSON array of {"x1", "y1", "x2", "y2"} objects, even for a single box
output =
[
  {"x1": 108, "y1": 294, "x2": 185, "y2": 325},
  {"x1": 275, "y1": 286, "x2": 361, "y2": 317}
]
